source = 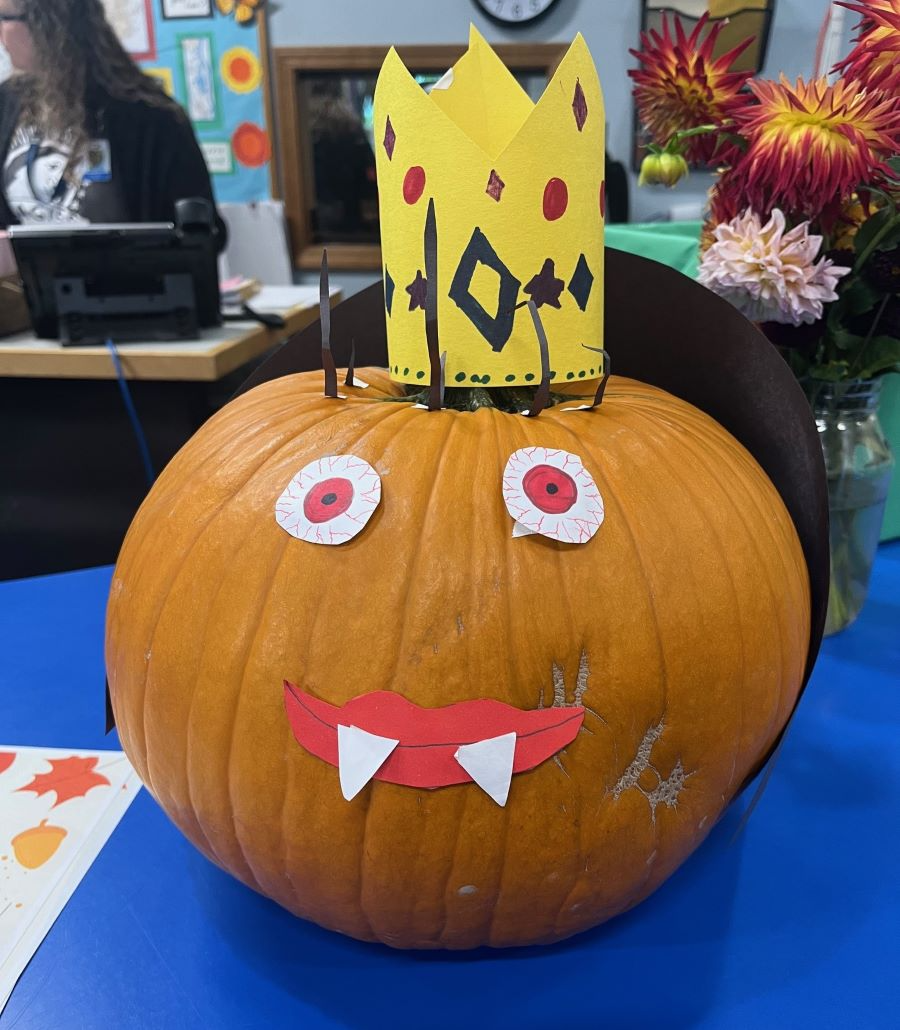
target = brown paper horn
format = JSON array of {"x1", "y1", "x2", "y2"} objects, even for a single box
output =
[{"x1": 233, "y1": 248, "x2": 829, "y2": 713}]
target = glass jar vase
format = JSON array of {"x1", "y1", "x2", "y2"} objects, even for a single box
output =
[{"x1": 807, "y1": 378, "x2": 895, "y2": 635}]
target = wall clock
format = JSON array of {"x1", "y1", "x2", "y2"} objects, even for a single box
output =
[{"x1": 473, "y1": 0, "x2": 560, "y2": 27}]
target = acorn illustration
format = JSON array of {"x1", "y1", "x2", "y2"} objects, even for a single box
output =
[{"x1": 12, "y1": 819, "x2": 67, "y2": 869}]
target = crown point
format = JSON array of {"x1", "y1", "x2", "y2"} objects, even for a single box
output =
[
  {"x1": 486, "y1": 169, "x2": 505, "y2": 202},
  {"x1": 572, "y1": 79, "x2": 588, "y2": 131},
  {"x1": 468, "y1": 23, "x2": 488, "y2": 48},
  {"x1": 383, "y1": 116, "x2": 396, "y2": 160},
  {"x1": 542, "y1": 178, "x2": 568, "y2": 221},
  {"x1": 403, "y1": 166, "x2": 426, "y2": 204}
]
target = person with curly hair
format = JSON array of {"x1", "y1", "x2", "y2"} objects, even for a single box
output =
[{"x1": 0, "y1": 0, "x2": 224, "y2": 275}]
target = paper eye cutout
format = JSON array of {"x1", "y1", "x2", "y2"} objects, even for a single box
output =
[
  {"x1": 276, "y1": 454, "x2": 381, "y2": 545},
  {"x1": 502, "y1": 447, "x2": 604, "y2": 544}
]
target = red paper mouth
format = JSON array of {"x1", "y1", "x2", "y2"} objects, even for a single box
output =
[{"x1": 283, "y1": 681, "x2": 584, "y2": 791}]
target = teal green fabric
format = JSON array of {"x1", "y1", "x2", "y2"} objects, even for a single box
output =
[
  {"x1": 879, "y1": 375, "x2": 900, "y2": 541},
  {"x1": 605, "y1": 221, "x2": 899, "y2": 540},
  {"x1": 606, "y1": 221, "x2": 703, "y2": 280}
]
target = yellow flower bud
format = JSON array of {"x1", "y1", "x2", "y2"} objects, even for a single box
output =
[{"x1": 639, "y1": 151, "x2": 690, "y2": 188}]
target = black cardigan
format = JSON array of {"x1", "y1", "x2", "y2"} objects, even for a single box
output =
[{"x1": 0, "y1": 81, "x2": 226, "y2": 244}]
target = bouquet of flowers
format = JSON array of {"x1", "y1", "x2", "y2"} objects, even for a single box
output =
[{"x1": 630, "y1": 1, "x2": 900, "y2": 383}]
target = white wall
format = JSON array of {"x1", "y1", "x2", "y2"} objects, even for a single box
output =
[{"x1": 271, "y1": 0, "x2": 837, "y2": 224}]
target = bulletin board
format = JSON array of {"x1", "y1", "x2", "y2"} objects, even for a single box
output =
[{"x1": 101, "y1": 1, "x2": 272, "y2": 203}]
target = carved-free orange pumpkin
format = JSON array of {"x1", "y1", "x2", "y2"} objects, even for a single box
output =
[{"x1": 105, "y1": 369, "x2": 810, "y2": 948}]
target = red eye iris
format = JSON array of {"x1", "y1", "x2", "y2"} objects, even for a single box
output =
[
  {"x1": 522, "y1": 464, "x2": 578, "y2": 514},
  {"x1": 303, "y1": 477, "x2": 354, "y2": 523}
]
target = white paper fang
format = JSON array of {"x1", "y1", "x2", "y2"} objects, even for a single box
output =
[
  {"x1": 337, "y1": 725, "x2": 399, "y2": 801},
  {"x1": 454, "y1": 732, "x2": 517, "y2": 807}
]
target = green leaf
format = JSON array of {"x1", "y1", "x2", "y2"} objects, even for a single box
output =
[
  {"x1": 886, "y1": 156, "x2": 900, "y2": 182},
  {"x1": 854, "y1": 336, "x2": 900, "y2": 379},
  {"x1": 841, "y1": 278, "x2": 881, "y2": 317},
  {"x1": 829, "y1": 327, "x2": 866, "y2": 352},
  {"x1": 852, "y1": 209, "x2": 888, "y2": 256},
  {"x1": 825, "y1": 292, "x2": 850, "y2": 331},
  {"x1": 809, "y1": 360, "x2": 852, "y2": 382},
  {"x1": 853, "y1": 208, "x2": 900, "y2": 265}
]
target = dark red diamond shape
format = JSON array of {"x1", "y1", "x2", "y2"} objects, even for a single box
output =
[
  {"x1": 572, "y1": 80, "x2": 588, "y2": 132},
  {"x1": 383, "y1": 116, "x2": 396, "y2": 160},
  {"x1": 486, "y1": 169, "x2": 505, "y2": 202}
]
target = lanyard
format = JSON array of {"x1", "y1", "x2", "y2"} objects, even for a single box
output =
[{"x1": 25, "y1": 142, "x2": 70, "y2": 205}]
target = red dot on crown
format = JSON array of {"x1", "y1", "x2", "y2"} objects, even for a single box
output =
[
  {"x1": 543, "y1": 178, "x2": 568, "y2": 221},
  {"x1": 403, "y1": 166, "x2": 426, "y2": 204}
]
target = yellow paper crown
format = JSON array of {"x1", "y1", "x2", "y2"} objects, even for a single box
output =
[{"x1": 373, "y1": 27, "x2": 605, "y2": 388}]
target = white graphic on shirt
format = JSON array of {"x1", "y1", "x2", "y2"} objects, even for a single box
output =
[{"x1": 3, "y1": 126, "x2": 89, "y2": 225}]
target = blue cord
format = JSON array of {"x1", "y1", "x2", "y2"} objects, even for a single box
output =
[{"x1": 105, "y1": 339, "x2": 155, "y2": 488}]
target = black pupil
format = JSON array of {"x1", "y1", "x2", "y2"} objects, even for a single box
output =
[
  {"x1": 546, "y1": 483, "x2": 559, "y2": 495},
  {"x1": 321, "y1": 492, "x2": 338, "y2": 505}
]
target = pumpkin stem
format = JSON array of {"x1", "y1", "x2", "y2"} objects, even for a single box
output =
[{"x1": 395, "y1": 384, "x2": 580, "y2": 412}]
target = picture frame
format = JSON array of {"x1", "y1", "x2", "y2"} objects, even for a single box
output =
[
  {"x1": 101, "y1": 0, "x2": 157, "y2": 62},
  {"x1": 161, "y1": 0, "x2": 214, "y2": 19}
]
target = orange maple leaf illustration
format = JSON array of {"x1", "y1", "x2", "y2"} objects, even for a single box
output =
[
  {"x1": 17, "y1": 756, "x2": 110, "y2": 807},
  {"x1": 0, "y1": 752, "x2": 14, "y2": 775}
]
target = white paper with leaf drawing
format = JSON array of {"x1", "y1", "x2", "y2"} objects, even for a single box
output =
[{"x1": 0, "y1": 746, "x2": 141, "y2": 1014}]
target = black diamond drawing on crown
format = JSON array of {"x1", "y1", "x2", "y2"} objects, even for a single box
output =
[
  {"x1": 567, "y1": 253, "x2": 594, "y2": 312},
  {"x1": 448, "y1": 228, "x2": 522, "y2": 352}
]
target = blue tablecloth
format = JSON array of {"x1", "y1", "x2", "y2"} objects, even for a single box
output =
[{"x1": 2, "y1": 550, "x2": 899, "y2": 1029}]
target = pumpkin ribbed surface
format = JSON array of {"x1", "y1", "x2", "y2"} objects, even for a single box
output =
[{"x1": 105, "y1": 370, "x2": 810, "y2": 948}]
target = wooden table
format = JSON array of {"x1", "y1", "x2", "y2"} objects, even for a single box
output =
[
  {"x1": 0, "y1": 285, "x2": 340, "y2": 381},
  {"x1": 0, "y1": 285, "x2": 344, "y2": 580}
]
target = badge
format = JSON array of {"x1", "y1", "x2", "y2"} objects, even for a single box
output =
[{"x1": 82, "y1": 139, "x2": 112, "y2": 184}]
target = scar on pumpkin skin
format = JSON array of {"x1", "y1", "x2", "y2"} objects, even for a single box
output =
[
  {"x1": 613, "y1": 722, "x2": 695, "y2": 824},
  {"x1": 537, "y1": 650, "x2": 607, "y2": 731}
]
